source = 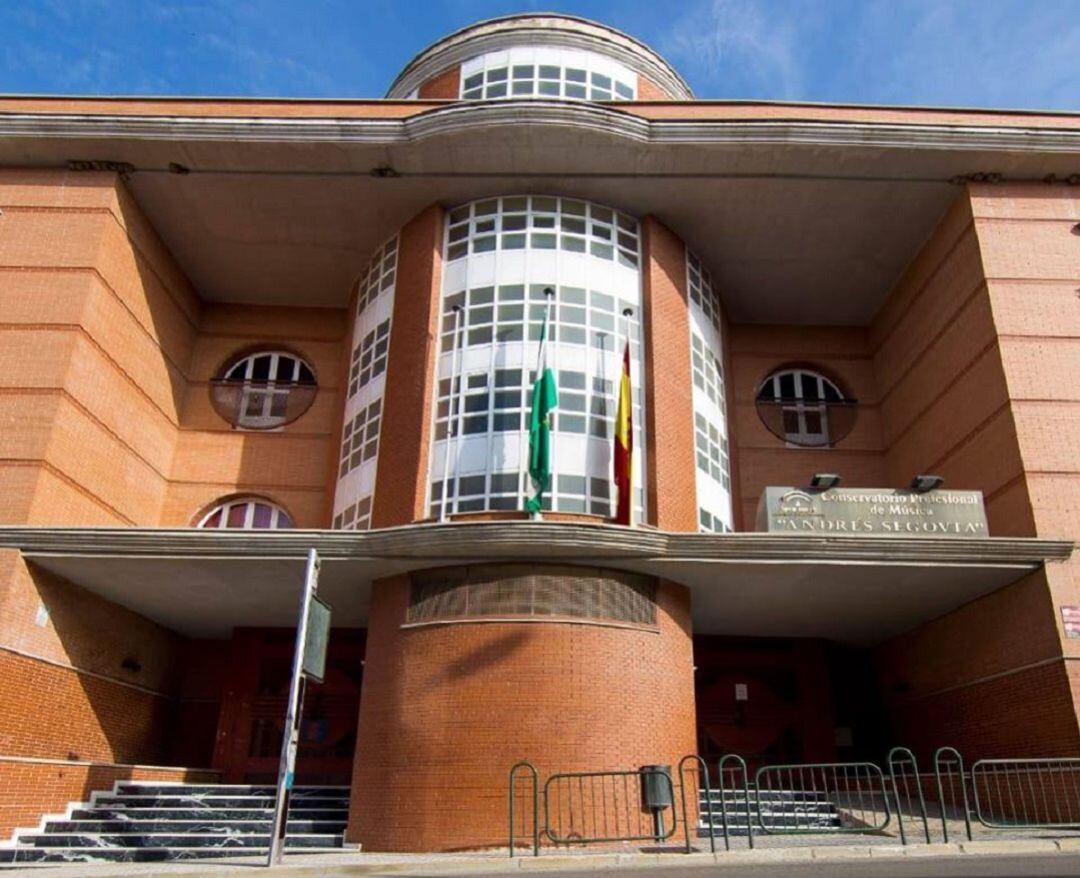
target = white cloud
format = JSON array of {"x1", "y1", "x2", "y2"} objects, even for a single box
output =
[{"x1": 662, "y1": 0, "x2": 804, "y2": 99}]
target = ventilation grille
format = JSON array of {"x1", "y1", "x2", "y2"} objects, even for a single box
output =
[{"x1": 408, "y1": 565, "x2": 657, "y2": 626}]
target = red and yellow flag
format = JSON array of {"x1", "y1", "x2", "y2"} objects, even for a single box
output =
[{"x1": 614, "y1": 341, "x2": 632, "y2": 525}]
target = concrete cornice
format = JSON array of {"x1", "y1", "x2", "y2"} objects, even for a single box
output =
[
  {"x1": 0, "y1": 524, "x2": 1071, "y2": 566},
  {"x1": 3, "y1": 102, "x2": 1080, "y2": 160},
  {"x1": 385, "y1": 14, "x2": 693, "y2": 101}
]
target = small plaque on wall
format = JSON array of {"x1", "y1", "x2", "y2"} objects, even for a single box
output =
[{"x1": 1062, "y1": 606, "x2": 1080, "y2": 639}]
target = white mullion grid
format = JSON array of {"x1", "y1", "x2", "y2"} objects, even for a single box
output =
[
  {"x1": 460, "y1": 48, "x2": 636, "y2": 101},
  {"x1": 333, "y1": 234, "x2": 398, "y2": 529},
  {"x1": 686, "y1": 247, "x2": 732, "y2": 533},
  {"x1": 432, "y1": 196, "x2": 644, "y2": 519}
]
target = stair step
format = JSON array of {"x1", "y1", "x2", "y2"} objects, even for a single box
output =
[
  {"x1": 20, "y1": 834, "x2": 344, "y2": 849},
  {"x1": 69, "y1": 807, "x2": 346, "y2": 821},
  {"x1": 42, "y1": 820, "x2": 346, "y2": 834},
  {"x1": 0, "y1": 847, "x2": 342, "y2": 864},
  {"x1": 91, "y1": 796, "x2": 346, "y2": 808},
  {"x1": 3, "y1": 783, "x2": 350, "y2": 865},
  {"x1": 112, "y1": 784, "x2": 346, "y2": 797},
  {"x1": 701, "y1": 791, "x2": 831, "y2": 802}
]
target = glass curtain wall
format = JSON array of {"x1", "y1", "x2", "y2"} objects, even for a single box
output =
[
  {"x1": 687, "y1": 249, "x2": 733, "y2": 533},
  {"x1": 430, "y1": 196, "x2": 645, "y2": 520}
]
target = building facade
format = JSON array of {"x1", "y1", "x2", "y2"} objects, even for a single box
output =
[{"x1": 0, "y1": 13, "x2": 1078, "y2": 855}]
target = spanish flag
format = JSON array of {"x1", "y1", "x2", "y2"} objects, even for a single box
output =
[{"x1": 614, "y1": 340, "x2": 632, "y2": 526}]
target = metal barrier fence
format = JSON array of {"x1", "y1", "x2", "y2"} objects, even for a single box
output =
[
  {"x1": 888, "y1": 747, "x2": 931, "y2": 845},
  {"x1": 543, "y1": 769, "x2": 677, "y2": 845},
  {"x1": 509, "y1": 749, "x2": 1080, "y2": 856},
  {"x1": 715, "y1": 754, "x2": 754, "y2": 850},
  {"x1": 753, "y1": 761, "x2": 892, "y2": 835},
  {"x1": 970, "y1": 759, "x2": 1080, "y2": 829},
  {"x1": 933, "y1": 746, "x2": 972, "y2": 842}
]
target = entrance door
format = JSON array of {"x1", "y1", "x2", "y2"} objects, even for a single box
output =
[
  {"x1": 213, "y1": 628, "x2": 365, "y2": 784},
  {"x1": 693, "y1": 637, "x2": 836, "y2": 767}
]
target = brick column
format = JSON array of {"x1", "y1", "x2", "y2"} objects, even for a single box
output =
[
  {"x1": 641, "y1": 216, "x2": 698, "y2": 531},
  {"x1": 370, "y1": 204, "x2": 444, "y2": 528}
]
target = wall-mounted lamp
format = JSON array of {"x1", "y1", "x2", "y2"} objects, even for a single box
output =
[
  {"x1": 809, "y1": 473, "x2": 841, "y2": 490},
  {"x1": 910, "y1": 474, "x2": 945, "y2": 493}
]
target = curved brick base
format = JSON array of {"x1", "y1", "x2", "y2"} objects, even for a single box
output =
[{"x1": 348, "y1": 570, "x2": 696, "y2": 851}]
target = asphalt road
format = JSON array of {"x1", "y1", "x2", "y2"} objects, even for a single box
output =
[{"x1": 398, "y1": 853, "x2": 1080, "y2": 878}]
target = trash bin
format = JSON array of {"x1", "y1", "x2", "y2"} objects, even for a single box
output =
[{"x1": 640, "y1": 764, "x2": 673, "y2": 810}]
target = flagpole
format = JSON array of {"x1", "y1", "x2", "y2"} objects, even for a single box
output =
[
  {"x1": 622, "y1": 307, "x2": 634, "y2": 529},
  {"x1": 439, "y1": 304, "x2": 463, "y2": 523},
  {"x1": 529, "y1": 287, "x2": 555, "y2": 521}
]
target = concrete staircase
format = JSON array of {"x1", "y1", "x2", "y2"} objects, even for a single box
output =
[
  {"x1": 698, "y1": 788, "x2": 842, "y2": 836},
  {"x1": 0, "y1": 782, "x2": 349, "y2": 865}
]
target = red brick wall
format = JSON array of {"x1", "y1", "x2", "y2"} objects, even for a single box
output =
[
  {"x1": 641, "y1": 217, "x2": 698, "y2": 531},
  {"x1": 728, "y1": 324, "x2": 887, "y2": 529},
  {"x1": 371, "y1": 205, "x2": 444, "y2": 528},
  {"x1": 636, "y1": 77, "x2": 670, "y2": 100},
  {"x1": 0, "y1": 169, "x2": 198, "y2": 526},
  {"x1": 870, "y1": 187, "x2": 1080, "y2": 757},
  {"x1": 0, "y1": 650, "x2": 175, "y2": 764},
  {"x1": 349, "y1": 571, "x2": 696, "y2": 851},
  {"x1": 417, "y1": 67, "x2": 461, "y2": 99},
  {"x1": 0, "y1": 758, "x2": 218, "y2": 841},
  {"x1": 164, "y1": 302, "x2": 347, "y2": 528}
]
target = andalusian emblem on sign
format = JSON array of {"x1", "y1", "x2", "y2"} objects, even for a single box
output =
[{"x1": 757, "y1": 487, "x2": 989, "y2": 536}]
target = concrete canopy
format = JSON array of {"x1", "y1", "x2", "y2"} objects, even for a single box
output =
[
  {"x1": 1, "y1": 99, "x2": 1078, "y2": 323},
  {"x1": 1, "y1": 524, "x2": 1071, "y2": 646}
]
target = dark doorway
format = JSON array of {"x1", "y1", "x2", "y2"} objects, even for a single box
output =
[
  {"x1": 693, "y1": 636, "x2": 837, "y2": 767},
  {"x1": 212, "y1": 627, "x2": 365, "y2": 784}
]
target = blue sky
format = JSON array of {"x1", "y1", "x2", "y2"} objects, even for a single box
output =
[{"x1": 1, "y1": 1, "x2": 1077, "y2": 110}]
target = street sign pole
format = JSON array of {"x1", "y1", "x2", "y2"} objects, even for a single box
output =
[{"x1": 266, "y1": 548, "x2": 321, "y2": 867}]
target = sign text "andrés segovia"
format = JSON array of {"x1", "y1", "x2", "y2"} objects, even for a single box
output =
[{"x1": 755, "y1": 487, "x2": 989, "y2": 536}]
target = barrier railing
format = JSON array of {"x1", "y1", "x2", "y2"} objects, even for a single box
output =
[
  {"x1": 887, "y1": 747, "x2": 931, "y2": 845},
  {"x1": 544, "y1": 769, "x2": 677, "y2": 846},
  {"x1": 715, "y1": 754, "x2": 755, "y2": 850},
  {"x1": 508, "y1": 761, "x2": 540, "y2": 857},
  {"x1": 754, "y1": 762, "x2": 892, "y2": 835},
  {"x1": 677, "y1": 755, "x2": 715, "y2": 854},
  {"x1": 509, "y1": 749, "x2": 1080, "y2": 856},
  {"x1": 970, "y1": 758, "x2": 1080, "y2": 829},
  {"x1": 933, "y1": 746, "x2": 972, "y2": 842}
]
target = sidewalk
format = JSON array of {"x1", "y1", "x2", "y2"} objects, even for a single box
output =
[{"x1": 3, "y1": 838, "x2": 1080, "y2": 878}]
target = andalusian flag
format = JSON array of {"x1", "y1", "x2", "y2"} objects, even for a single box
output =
[
  {"x1": 614, "y1": 340, "x2": 633, "y2": 525},
  {"x1": 525, "y1": 292, "x2": 557, "y2": 514}
]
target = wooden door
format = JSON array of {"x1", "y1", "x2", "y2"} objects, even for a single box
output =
[{"x1": 213, "y1": 628, "x2": 365, "y2": 784}]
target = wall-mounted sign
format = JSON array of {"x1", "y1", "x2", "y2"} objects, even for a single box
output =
[
  {"x1": 1063, "y1": 606, "x2": 1080, "y2": 639},
  {"x1": 756, "y1": 487, "x2": 989, "y2": 537}
]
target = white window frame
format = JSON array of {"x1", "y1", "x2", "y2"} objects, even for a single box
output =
[
  {"x1": 761, "y1": 369, "x2": 845, "y2": 447},
  {"x1": 197, "y1": 497, "x2": 294, "y2": 529},
  {"x1": 460, "y1": 47, "x2": 636, "y2": 101},
  {"x1": 222, "y1": 351, "x2": 315, "y2": 430}
]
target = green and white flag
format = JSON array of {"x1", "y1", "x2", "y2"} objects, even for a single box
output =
[{"x1": 525, "y1": 293, "x2": 557, "y2": 514}]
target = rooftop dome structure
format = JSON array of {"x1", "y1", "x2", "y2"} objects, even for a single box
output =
[{"x1": 386, "y1": 13, "x2": 693, "y2": 101}]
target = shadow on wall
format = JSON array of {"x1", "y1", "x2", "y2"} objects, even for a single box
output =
[
  {"x1": 423, "y1": 628, "x2": 531, "y2": 688},
  {"x1": 7, "y1": 557, "x2": 217, "y2": 768}
]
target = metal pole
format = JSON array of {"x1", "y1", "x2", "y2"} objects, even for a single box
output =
[
  {"x1": 622, "y1": 307, "x2": 634, "y2": 528},
  {"x1": 439, "y1": 305, "x2": 463, "y2": 522},
  {"x1": 267, "y1": 548, "x2": 320, "y2": 866},
  {"x1": 528, "y1": 288, "x2": 555, "y2": 521}
]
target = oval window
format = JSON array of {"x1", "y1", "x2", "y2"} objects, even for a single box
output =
[
  {"x1": 211, "y1": 350, "x2": 316, "y2": 430},
  {"x1": 755, "y1": 368, "x2": 856, "y2": 447}
]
